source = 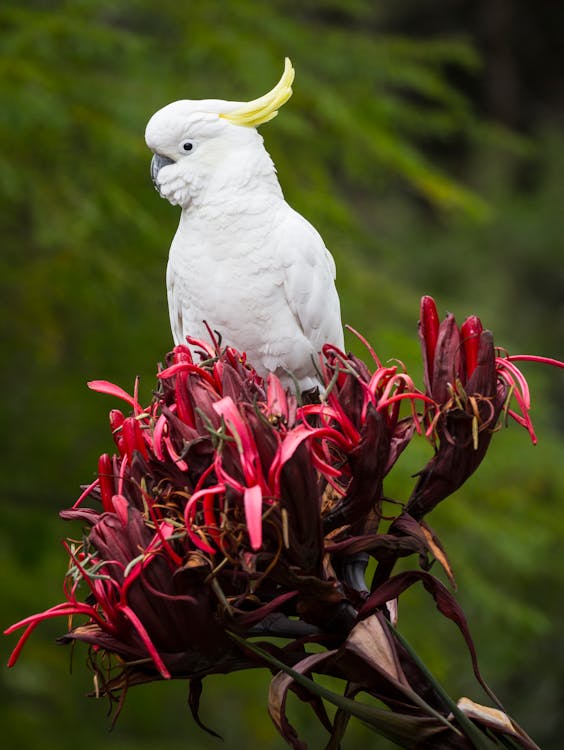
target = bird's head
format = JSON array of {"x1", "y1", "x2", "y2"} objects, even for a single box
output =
[{"x1": 145, "y1": 58, "x2": 294, "y2": 208}]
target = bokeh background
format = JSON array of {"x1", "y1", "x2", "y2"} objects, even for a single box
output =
[{"x1": 2, "y1": 1, "x2": 563, "y2": 748}]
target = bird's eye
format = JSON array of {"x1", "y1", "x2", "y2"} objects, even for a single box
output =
[{"x1": 179, "y1": 140, "x2": 194, "y2": 154}]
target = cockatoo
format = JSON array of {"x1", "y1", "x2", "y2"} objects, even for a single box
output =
[{"x1": 145, "y1": 58, "x2": 343, "y2": 391}]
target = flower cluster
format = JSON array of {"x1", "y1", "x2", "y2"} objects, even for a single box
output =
[
  {"x1": 6, "y1": 298, "x2": 562, "y2": 749},
  {"x1": 407, "y1": 296, "x2": 544, "y2": 520}
]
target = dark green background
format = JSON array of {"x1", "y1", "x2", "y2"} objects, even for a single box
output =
[{"x1": 2, "y1": 2, "x2": 563, "y2": 747}]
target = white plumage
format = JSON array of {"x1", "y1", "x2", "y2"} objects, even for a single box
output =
[{"x1": 145, "y1": 59, "x2": 343, "y2": 391}]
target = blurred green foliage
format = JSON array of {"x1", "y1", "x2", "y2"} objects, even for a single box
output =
[{"x1": 1, "y1": 1, "x2": 563, "y2": 748}]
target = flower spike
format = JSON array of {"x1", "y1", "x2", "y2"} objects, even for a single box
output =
[{"x1": 5, "y1": 308, "x2": 561, "y2": 750}]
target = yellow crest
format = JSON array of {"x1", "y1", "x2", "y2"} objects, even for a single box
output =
[{"x1": 221, "y1": 58, "x2": 295, "y2": 127}]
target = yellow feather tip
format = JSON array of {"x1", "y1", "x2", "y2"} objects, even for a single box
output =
[{"x1": 221, "y1": 58, "x2": 295, "y2": 128}]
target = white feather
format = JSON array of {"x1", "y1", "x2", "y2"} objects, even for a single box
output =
[{"x1": 146, "y1": 91, "x2": 343, "y2": 391}]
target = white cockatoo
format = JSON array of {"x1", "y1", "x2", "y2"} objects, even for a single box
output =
[{"x1": 145, "y1": 58, "x2": 343, "y2": 391}]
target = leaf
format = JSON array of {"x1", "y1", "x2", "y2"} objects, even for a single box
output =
[
  {"x1": 420, "y1": 521, "x2": 457, "y2": 589},
  {"x1": 229, "y1": 633, "x2": 453, "y2": 750},
  {"x1": 387, "y1": 623, "x2": 499, "y2": 750},
  {"x1": 269, "y1": 650, "x2": 336, "y2": 750},
  {"x1": 344, "y1": 614, "x2": 408, "y2": 685},
  {"x1": 457, "y1": 698, "x2": 541, "y2": 750},
  {"x1": 360, "y1": 570, "x2": 502, "y2": 710},
  {"x1": 188, "y1": 678, "x2": 222, "y2": 739},
  {"x1": 338, "y1": 615, "x2": 460, "y2": 734}
]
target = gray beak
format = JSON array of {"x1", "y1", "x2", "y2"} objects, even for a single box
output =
[{"x1": 150, "y1": 153, "x2": 175, "y2": 190}]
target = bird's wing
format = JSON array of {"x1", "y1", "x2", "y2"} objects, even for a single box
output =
[
  {"x1": 166, "y1": 262, "x2": 185, "y2": 346},
  {"x1": 280, "y1": 208, "x2": 344, "y2": 354}
]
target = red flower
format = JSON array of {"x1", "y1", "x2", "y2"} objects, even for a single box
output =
[
  {"x1": 298, "y1": 339, "x2": 430, "y2": 532},
  {"x1": 408, "y1": 296, "x2": 564, "y2": 520}
]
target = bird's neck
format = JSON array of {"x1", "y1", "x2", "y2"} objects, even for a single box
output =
[{"x1": 182, "y1": 147, "x2": 284, "y2": 217}]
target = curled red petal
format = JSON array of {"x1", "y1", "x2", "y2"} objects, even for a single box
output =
[
  {"x1": 71, "y1": 477, "x2": 100, "y2": 510},
  {"x1": 88, "y1": 380, "x2": 138, "y2": 410},
  {"x1": 158, "y1": 362, "x2": 217, "y2": 390},
  {"x1": 172, "y1": 344, "x2": 194, "y2": 364},
  {"x1": 184, "y1": 485, "x2": 225, "y2": 554},
  {"x1": 152, "y1": 414, "x2": 167, "y2": 461},
  {"x1": 213, "y1": 396, "x2": 262, "y2": 486},
  {"x1": 117, "y1": 604, "x2": 171, "y2": 679},
  {"x1": 507, "y1": 354, "x2": 564, "y2": 370},
  {"x1": 344, "y1": 324, "x2": 382, "y2": 367}
]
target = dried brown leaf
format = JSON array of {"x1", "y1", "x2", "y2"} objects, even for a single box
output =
[
  {"x1": 344, "y1": 614, "x2": 408, "y2": 686},
  {"x1": 457, "y1": 698, "x2": 541, "y2": 750},
  {"x1": 268, "y1": 650, "x2": 337, "y2": 750},
  {"x1": 421, "y1": 522, "x2": 457, "y2": 589}
]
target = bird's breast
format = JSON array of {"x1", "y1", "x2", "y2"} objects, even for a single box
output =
[
  {"x1": 168, "y1": 220, "x2": 286, "y2": 335},
  {"x1": 165, "y1": 197, "x2": 342, "y2": 391}
]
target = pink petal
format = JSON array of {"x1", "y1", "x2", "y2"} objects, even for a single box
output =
[
  {"x1": 268, "y1": 425, "x2": 316, "y2": 492},
  {"x1": 244, "y1": 485, "x2": 263, "y2": 550},
  {"x1": 87, "y1": 380, "x2": 138, "y2": 410},
  {"x1": 184, "y1": 485, "x2": 225, "y2": 554},
  {"x1": 162, "y1": 434, "x2": 189, "y2": 471},
  {"x1": 6, "y1": 603, "x2": 105, "y2": 667},
  {"x1": 344, "y1": 324, "x2": 382, "y2": 367},
  {"x1": 152, "y1": 414, "x2": 168, "y2": 461},
  {"x1": 112, "y1": 494, "x2": 129, "y2": 526},
  {"x1": 507, "y1": 354, "x2": 564, "y2": 370},
  {"x1": 496, "y1": 358, "x2": 531, "y2": 408},
  {"x1": 158, "y1": 362, "x2": 217, "y2": 389},
  {"x1": 185, "y1": 333, "x2": 217, "y2": 358},
  {"x1": 151, "y1": 520, "x2": 183, "y2": 566},
  {"x1": 118, "y1": 604, "x2": 170, "y2": 679},
  {"x1": 172, "y1": 344, "x2": 194, "y2": 363},
  {"x1": 213, "y1": 396, "x2": 259, "y2": 481},
  {"x1": 71, "y1": 477, "x2": 99, "y2": 510},
  {"x1": 267, "y1": 373, "x2": 289, "y2": 422}
]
